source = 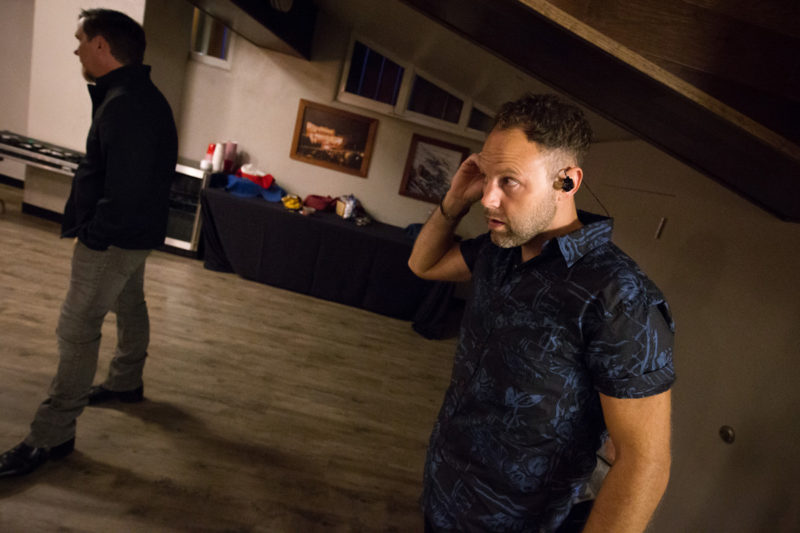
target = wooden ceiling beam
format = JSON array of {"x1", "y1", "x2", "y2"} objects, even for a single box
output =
[{"x1": 400, "y1": 0, "x2": 800, "y2": 220}]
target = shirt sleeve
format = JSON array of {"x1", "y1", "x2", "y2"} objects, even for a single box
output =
[
  {"x1": 460, "y1": 233, "x2": 490, "y2": 272},
  {"x1": 584, "y1": 277, "x2": 676, "y2": 399}
]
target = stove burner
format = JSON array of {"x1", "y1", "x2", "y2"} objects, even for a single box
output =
[{"x1": 0, "y1": 130, "x2": 83, "y2": 174}]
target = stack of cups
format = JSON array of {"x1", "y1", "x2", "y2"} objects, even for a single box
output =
[
  {"x1": 200, "y1": 141, "x2": 238, "y2": 172},
  {"x1": 200, "y1": 143, "x2": 215, "y2": 171},
  {"x1": 223, "y1": 141, "x2": 237, "y2": 172}
]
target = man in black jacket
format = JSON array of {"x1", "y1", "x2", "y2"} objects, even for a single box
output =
[{"x1": 0, "y1": 8, "x2": 178, "y2": 478}]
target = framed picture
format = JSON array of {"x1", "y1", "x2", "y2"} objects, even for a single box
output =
[
  {"x1": 398, "y1": 134, "x2": 470, "y2": 204},
  {"x1": 290, "y1": 99, "x2": 378, "y2": 177}
]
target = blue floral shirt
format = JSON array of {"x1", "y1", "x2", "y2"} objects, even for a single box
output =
[{"x1": 422, "y1": 211, "x2": 675, "y2": 532}]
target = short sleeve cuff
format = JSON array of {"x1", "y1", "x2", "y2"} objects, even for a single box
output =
[
  {"x1": 460, "y1": 233, "x2": 490, "y2": 272},
  {"x1": 593, "y1": 366, "x2": 675, "y2": 399}
]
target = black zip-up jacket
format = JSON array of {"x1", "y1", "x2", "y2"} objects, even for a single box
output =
[{"x1": 62, "y1": 64, "x2": 178, "y2": 251}]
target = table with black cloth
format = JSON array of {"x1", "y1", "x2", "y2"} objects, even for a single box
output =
[{"x1": 200, "y1": 187, "x2": 452, "y2": 323}]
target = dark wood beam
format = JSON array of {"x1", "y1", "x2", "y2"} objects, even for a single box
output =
[{"x1": 401, "y1": 0, "x2": 800, "y2": 221}]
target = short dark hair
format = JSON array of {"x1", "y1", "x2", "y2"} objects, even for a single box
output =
[
  {"x1": 493, "y1": 93, "x2": 593, "y2": 167},
  {"x1": 79, "y1": 8, "x2": 146, "y2": 65}
]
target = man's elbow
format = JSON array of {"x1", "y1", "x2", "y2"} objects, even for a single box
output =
[
  {"x1": 639, "y1": 449, "x2": 672, "y2": 500},
  {"x1": 655, "y1": 453, "x2": 672, "y2": 496},
  {"x1": 407, "y1": 258, "x2": 434, "y2": 280},
  {"x1": 615, "y1": 445, "x2": 671, "y2": 494}
]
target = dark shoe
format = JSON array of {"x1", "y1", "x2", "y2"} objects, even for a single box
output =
[
  {"x1": 0, "y1": 438, "x2": 75, "y2": 478},
  {"x1": 87, "y1": 384, "x2": 144, "y2": 405}
]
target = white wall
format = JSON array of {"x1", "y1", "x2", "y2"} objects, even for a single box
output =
[
  {"x1": 142, "y1": 0, "x2": 193, "y2": 128},
  {"x1": 177, "y1": 12, "x2": 489, "y2": 229},
  {"x1": 0, "y1": 0, "x2": 33, "y2": 132},
  {"x1": 5, "y1": 0, "x2": 623, "y2": 231},
  {"x1": 2, "y1": 0, "x2": 188, "y2": 153},
  {"x1": 0, "y1": 0, "x2": 34, "y2": 180},
  {"x1": 175, "y1": 1, "x2": 630, "y2": 232},
  {"x1": 26, "y1": 0, "x2": 145, "y2": 150},
  {"x1": 579, "y1": 139, "x2": 800, "y2": 532}
]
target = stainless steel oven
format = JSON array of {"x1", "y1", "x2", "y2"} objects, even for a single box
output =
[{"x1": 164, "y1": 161, "x2": 208, "y2": 254}]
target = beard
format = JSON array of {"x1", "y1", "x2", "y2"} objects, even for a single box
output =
[{"x1": 485, "y1": 195, "x2": 557, "y2": 248}]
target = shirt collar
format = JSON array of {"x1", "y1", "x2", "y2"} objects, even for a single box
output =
[
  {"x1": 554, "y1": 210, "x2": 614, "y2": 267},
  {"x1": 88, "y1": 64, "x2": 150, "y2": 104}
]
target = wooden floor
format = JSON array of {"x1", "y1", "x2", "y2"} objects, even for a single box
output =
[{"x1": 0, "y1": 183, "x2": 457, "y2": 532}]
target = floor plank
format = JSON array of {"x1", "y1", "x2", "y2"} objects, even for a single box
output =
[{"x1": 0, "y1": 183, "x2": 456, "y2": 532}]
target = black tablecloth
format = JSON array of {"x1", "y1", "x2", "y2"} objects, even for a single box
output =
[{"x1": 201, "y1": 187, "x2": 440, "y2": 321}]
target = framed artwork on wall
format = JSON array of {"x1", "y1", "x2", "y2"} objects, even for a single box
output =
[
  {"x1": 290, "y1": 99, "x2": 378, "y2": 177},
  {"x1": 398, "y1": 134, "x2": 470, "y2": 204}
]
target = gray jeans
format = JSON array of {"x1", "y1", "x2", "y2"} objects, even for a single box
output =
[{"x1": 26, "y1": 241, "x2": 151, "y2": 448}]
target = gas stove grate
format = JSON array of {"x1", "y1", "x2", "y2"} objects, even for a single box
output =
[{"x1": 0, "y1": 130, "x2": 83, "y2": 175}]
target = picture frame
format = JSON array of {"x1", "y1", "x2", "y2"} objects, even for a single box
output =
[
  {"x1": 398, "y1": 134, "x2": 471, "y2": 204},
  {"x1": 290, "y1": 99, "x2": 378, "y2": 178}
]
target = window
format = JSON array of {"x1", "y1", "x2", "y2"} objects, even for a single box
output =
[
  {"x1": 338, "y1": 38, "x2": 407, "y2": 115},
  {"x1": 407, "y1": 75, "x2": 463, "y2": 124},
  {"x1": 344, "y1": 41, "x2": 404, "y2": 106},
  {"x1": 190, "y1": 8, "x2": 233, "y2": 69},
  {"x1": 467, "y1": 106, "x2": 494, "y2": 134},
  {"x1": 336, "y1": 34, "x2": 493, "y2": 140}
]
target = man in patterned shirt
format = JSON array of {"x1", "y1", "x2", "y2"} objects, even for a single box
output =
[{"x1": 409, "y1": 93, "x2": 675, "y2": 532}]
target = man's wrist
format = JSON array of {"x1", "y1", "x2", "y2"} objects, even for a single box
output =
[{"x1": 439, "y1": 197, "x2": 471, "y2": 222}]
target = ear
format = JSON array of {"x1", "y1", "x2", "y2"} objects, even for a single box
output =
[
  {"x1": 567, "y1": 167, "x2": 584, "y2": 195},
  {"x1": 93, "y1": 35, "x2": 124, "y2": 70},
  {"x1": 556, "y1": 166, "x2": 583, "y2": 197},
  {"x1": 93, "y1": 34, "x2": 110, "y2": 52}
]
